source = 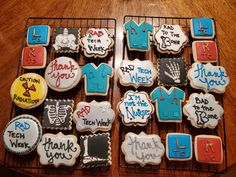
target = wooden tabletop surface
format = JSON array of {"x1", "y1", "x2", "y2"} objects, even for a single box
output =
[{"x1": 0, "y1": 0, "x2": 235, "y2": 176}]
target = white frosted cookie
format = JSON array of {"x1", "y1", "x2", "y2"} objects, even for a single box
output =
[
  {"x1": 80, "y1": 28, "x2": 114, "y2": 58},
  {"x1": 37, "y1": 132, "x2": 80, "y2": 167},
  {"x1": 121, "y1": 132, "x2": 165, "y2": 167},
  {"x1": 154, "y1": 24, "x2": 188, "y2": 54},
  {"x1": 183, "y1": 93, "x2": 224, "y2": 129},
  {"x1": 187, "y1": 62, "x2": 230, "y2": 94},
  {"x1": 73, "y1": 100, "x2": 115, "y2": 133},
  {"x1": 118, "y1": 90, "x2": 154, "y2": 126},
  {"x1": 117, "y1": 58, "x2": 157, "y2": 88},
  {"x1": 45, "y1": 57, "x2": 81, "y2": 92}
]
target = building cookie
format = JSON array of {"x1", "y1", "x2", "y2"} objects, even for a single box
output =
[
  {"x1": 124, "y1": 20, "x2": 153, "y2": 51},
  {"x1": 43, "y1": 99, "x2": 74, "y2": 130},
  {"x1": 73, "y1": 100, "x2": 115, "y2": 133},
  {"x1": 53, "y1": 27, "x2": 80, "y2": 53},
  {"x1": 117, "y1": 58, "x2": 157, "y2": 88},
  {"x1": 3, "y1": 114, "x2": 42, "y2": 155},
  {"x1": 154, "y1": 24, "x2": 188, "y2": 54},
  {"x1": 183, "y1": 93, "x2": 223, "y2": 129},
  {"x1": 118, "y1": 90, "x2": 154, "y2": 126},
  {"x1": 82, "y1": 63, "x2": 113, "y2": 96},
  {"x1": 151, "y1": 86, "x2": 185, "y2": 122},
  {"x1": 80, "y1": 133, "x2": 112, "y2": 168},
  {"x1": 121, "y1": 132, "x2": 165, "y2": 167},
  {"x1": 27, "y1": 25, "x2": 50, "y2": 46},
  {"x1": 80, "y1": 28, "x2": 114, "y2": 58},
  {"x1": 45, "y1": 57, "x2": 81, "y2": 92},
  {"x1": 194, "y1": 135, "x2": 223, "y2": 164},
  {"x1": 10, "y1": 73, "x2": 48, "y2": 109},
  {"x1": 190, "y1": 18, "x2": 215, "y2": 39},
  {"x1": 187, "y1": 62, "x2": 230, "y2": 94},
  {"x1": 37, "y1": 132, "x2": 80, "y2": 167}
]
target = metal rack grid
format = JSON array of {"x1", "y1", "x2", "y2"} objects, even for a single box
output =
[
  {"x1": 118, "y1": 15, "x2": 227, "y2": 173},
  {"x1": 4, "y1": 17, "x2": 116, "y2": 172}
]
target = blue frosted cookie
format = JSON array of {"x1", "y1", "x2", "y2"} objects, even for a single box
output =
[{"x1": 27, "y1": 25, "x2": 50, "y2": 46}]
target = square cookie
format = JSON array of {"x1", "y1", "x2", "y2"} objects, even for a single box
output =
[
  {"x1": 43, "y1": 99, "x2": 74, "y2": 130},
  {"x1": 192, "y1": 41, "x2": 218, "y2": 63},
  {"x1": 166, "y1": 133, "x2": 192, "y2": 161},
  {"x1": 21, "y1": 46, "x2": 47, "y2": 69},
  {"x1": 27, "y1": 25, "x2": 50, "y2": 46},
  {"x1": 80, "y1": 133, "x2": 112, "y2": 168},
  {"x1": 190, "y1": 18, "x2": 215, "y2": 39},
  {"x1": 194, "y1": 135, "x2": 223, "y2": 164}
]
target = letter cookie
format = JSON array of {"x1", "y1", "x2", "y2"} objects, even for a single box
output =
[
  {"x1": 81, "y1": 28, "x2": 114, "y2": 58},
  {"x1": 37, "y1": 132, "x2": 80, "y2": 167},
  {"x1": 118, "y1": 90, "x2": 154, "y2": 126},
  {"x1": 45, "y1": 57, "x2": 82, "y2": 92},
  {"x1": 154, "y1": 24, "x2": 188, "y2": 54},
  {"x1": 73, "y1": 100, "x2": 115, "y2": 133},
  {"x1": 187, "y1": 62, "x2": 230, "y2": 93},
  {"x1": 27, "y1": 25, "x2": 50, "y2": 46},
  {"x1": 124, "y1": 20, "x2": 153, "y2": 51},
  {"x1": 118, "y1": 58, "x2": 157, "y2": 88},
  {"x1": 3, "y1": 114, "x2": 42, "y2": 155},
  {"x1": 121, "y1": 132, "x2": 165, "y2": 167}
]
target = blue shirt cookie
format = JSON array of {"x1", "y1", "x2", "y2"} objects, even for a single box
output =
[{"x1": 27, "y1": 25, "x2": 50, "y2": 46}]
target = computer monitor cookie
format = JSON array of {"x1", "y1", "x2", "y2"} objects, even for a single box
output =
[{"x1": 27, "y1": 25, "x2": 50, "y2": 46}]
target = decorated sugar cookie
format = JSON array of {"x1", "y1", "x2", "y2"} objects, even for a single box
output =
[
  {"x1": 53, "y1": 27, "x2": 80, "y2": 53},
  {"x1": 3, "y1": 114, "x2": 42, "y2": 155},
  {"x1": 154, "y1": 24, "x2": 188, "y2": 54},
  {"x1": 73, "y1": 100, "x2": 115, "y2": 133},
  {"x1": 80, "y1": 133, "x2": 112, "y2": 168},
  {"x1": 81, "y1": 28, "x2": 114, "y2": 58},
  {"x1": 21, "y1": 46, "x2": 47, "y2": 69},
  {"x1": 82, "y1": 63, "x2": 113, "y2": 96},
  {"x1": 151, "y1": 86, "x2": 185, "y2": 122},
  {"x1": 124, "y1": 20, "x2": 153, "y2": 51},
  {"x1": 45, "y1": 57, "x2": 81, "y2": 92},
  {"x1": 37, "y1": 132, "x2": 80, "y2": 167},
  {"x1": 194, "y1": 135, "x2": 223, "y2": 164},
  {"x1": 118, "y1": 90, "x2": 154, "y2": 126},
  {"x1": 118, "y1": 58, "x2": 157, "y2": 88},
  {"x1": 10, "y1": 73, "x2": 48, "y2": 109},
  {"x1": 183, "y1": 93, "x2": 224, "y2": 129},
  {"x1": 187, "y1": 62, "x2": 230, "y2": 94},
  {"x1": 27, "y1": 25, "x2": 50, "y2": 46},
  {"x1": 121, "y1": 132, "x2": 165, "y2": 167},
  {"x1": 43, "y1": 99, "x2": 74, "y2": 130}
]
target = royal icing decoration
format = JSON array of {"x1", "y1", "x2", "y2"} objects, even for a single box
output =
[
  {"x1": 183, "y1": 93, "x2": 224, "y2": 129},
  {"x1": 80, "y1": 133, "x2": 112, "y2": 168},
  {"x1": 188, "y1": 62, "x2": 230, "y2": 94},
  {"x1": 194, "y1": 135, "x2": 223, "y2": 164},
  {"x1": 73, "y1": 100, "x2": 115, "y2": 133},
  {"x1": 10, "y1": 73, "x2": 48, "y2": 109},
  {"x1": 82, "y1": 63, "x2": 113, "y2": 96},
  {"x1": 37, "y1": 132, "x2": 80, "y2": 167},
  {"x1": 192, "y1": 41, "x2": 218, "y2": 63},
  {"x1": 43, "y1": 99, "x2": 74, "y2": 130},
  {"x1": 158, "y1": 58, "x2": 186, "y2": 86},
  {"x1": 118, "y1": 90, "x2": 154, "y2": 126},
  {"x1": 118, "y1": 59, "x2": 157, "y2": 88},
  {"x1": 3, "y1": 114, "x2": 42, "y2": 155},
  {"x1": 124, "y1": 20, "x2": 153, "y2": 51},
  {"x1": 151, "y1": 87, "x2": 185, "y2": 122},
  {"x1": 53, "y1": 27, "x2": 80, "y2": 53},
  {"x1": 154, "y1": 24, "x2": 188, "y2": 54},
  {"x1": 45, "y1": 57, "x2": 81, "y2": 92},
  {"x1": 27, "y1": 25, "x2": 50, "y2": 46},
  {"x1": 121, "y1": 132, "x2": 165, "y2": 167},
  {"x1": 191, "y1": 18, "x2": 215, "y2": 39},
  {"x1": 166, "y1": 133, "x2": 192, "y2": 161},
  {"x1": 21, "y1": 46, "x2": 47, "y2": 69},
  {"x1": 81, "y1": 28, "x2": 114, "y2": 58}
]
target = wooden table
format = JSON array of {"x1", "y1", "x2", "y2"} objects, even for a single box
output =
[{"x1": 0, "y1": 0, "x2": 235, "y2": 176}]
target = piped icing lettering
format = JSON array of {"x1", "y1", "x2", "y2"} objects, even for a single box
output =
[
  {"x1": 27, "y1": 25, "x2": 50, "y2": 46},
  {"x1": 191, "y1": 18, "x2": 215, "y2": 39}
]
